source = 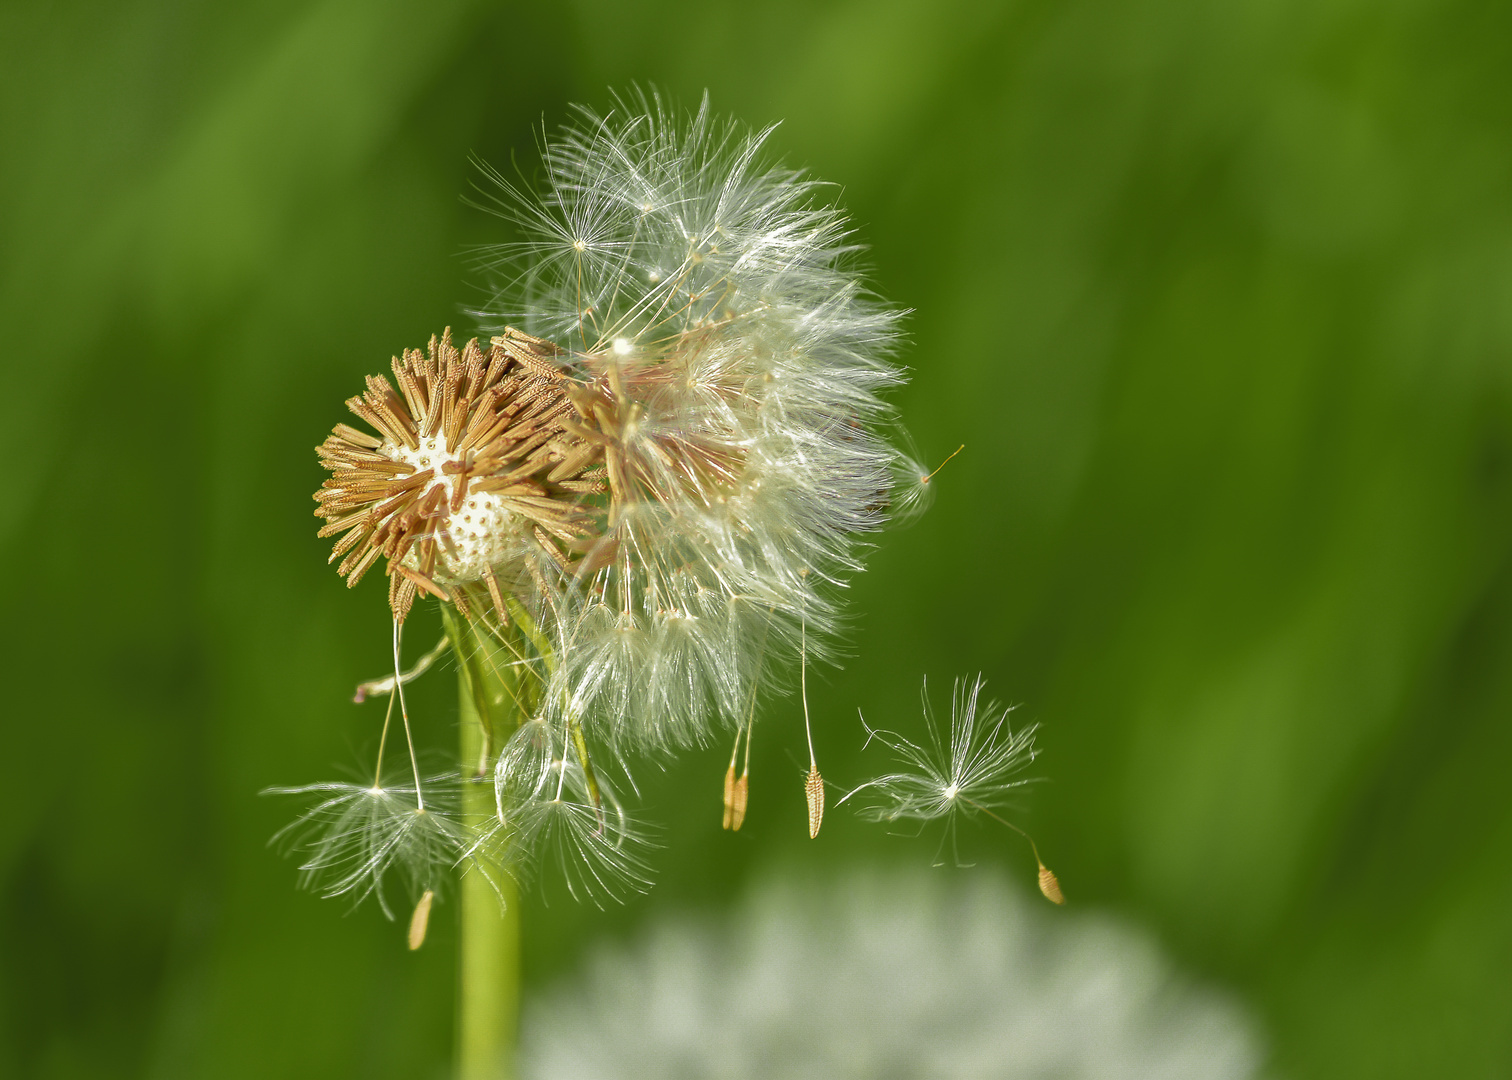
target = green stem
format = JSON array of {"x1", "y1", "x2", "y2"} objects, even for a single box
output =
[{"x1": 448, "y1": 610, "x2": 523, "y2": 1080}]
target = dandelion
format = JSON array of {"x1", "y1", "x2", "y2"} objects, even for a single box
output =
[
  {"x1": 841, "y1": 676, "x2": 1062, "y2": 901},
  {"x1": 274, "y1": 88, "x2": 940, "y2": 1077},
  {"x1": 279, "y1": 87, "x2": 917, "y2": 945}
]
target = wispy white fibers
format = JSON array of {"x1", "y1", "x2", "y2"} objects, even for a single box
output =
[
  {"x1": 842, "y1": 676, "x2": 1063, "y2": 898},
  {"x1": 476, "y1": 88, "x2": 909, "y2": 753},
  {"x1": 522, "y1": 866, "x2": 1266, "y2": 1080},
  {"x1": 267, "y1": 776, "x2": 471, "y2": 918},
  {"x1": 842, "y1": 676, "x2": 1041, "y2": 830}
]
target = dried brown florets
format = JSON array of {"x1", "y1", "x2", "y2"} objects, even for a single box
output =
[{"x1": 314, "y1": 327, "x2": 607, "y2": 623}]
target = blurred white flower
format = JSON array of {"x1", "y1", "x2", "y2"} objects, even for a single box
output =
[{"x1": 523, "y1": 867, "x2": 1266, "y2": 1080}]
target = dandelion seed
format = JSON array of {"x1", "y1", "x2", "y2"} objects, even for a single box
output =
[
  {"x1": 486, "y1": 721, "x2": 651, "y2": 905},
  {"x1": 1038, "y1": 865, "x2": 1065, "y2": 906},
  {"x1": 722, "y1": 611, "x2": 769, "y2": 832},
  {"x1": 841, "y1": 676, "x2": 1058, "y2": 899},
  {"x1": 722, "y1": 762, "x2": 738, "y2": 831},
  {"x1": 799, "y1": 596, "x2": 823, "y2": 839},
  {"x1": 353, "y1": 634, "x2": 450, "y2": 703},
  {"x1": 517, "y1": 798, "x2": 651, "y2": 906},
  {"x1": 265, "y1": 778, "x2": 469, "y2": 918},
  {"x1": 889, "y1": 442, "x2": 964, "y2": 524},
  {"x1": 805, "y1": 765, "x2": 825, "y2": 840},
  {"x1": 390, "y1": 620, "x2": 427, "y2": 810},
  {"x1": 408, "y1": 889, "x2": 435, "y2": 950},
  {"x1": 842, "y1": 676, "x2": 1037, "y2": 823},
  {"x1": 721, "y1": 732, "x2": 751, "y2": 834},
  {"x1": 925, "y1": 444, "x2": 965, "y2": 481},
  {"x1": 730, "y1": 771, "x2": 750, "y2": 832}
]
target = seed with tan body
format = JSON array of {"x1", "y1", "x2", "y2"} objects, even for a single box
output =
[
  {"x1": 805, "y1": 766, "x2": 824, "y2": 839},
  {"x1": 1037, "y1": 864, "x2": 1064, "y2": 906},
  {"x1": 730, "y1": 773, "x2": 750, "y2": 832},
  {"x1": 408, "y1": 889, "x2": 435, "y2": 950}
]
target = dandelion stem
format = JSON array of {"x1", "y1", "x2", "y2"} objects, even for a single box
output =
[{"x1": 448, "y1": 612, "x2": 525, "y2": 1080}]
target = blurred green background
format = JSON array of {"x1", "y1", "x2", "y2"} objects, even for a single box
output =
[{"x1": 4, "y1": 0, "x2": 1511, "y2": 1076}]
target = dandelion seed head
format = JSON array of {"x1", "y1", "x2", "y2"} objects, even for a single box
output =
[{"x1": 292, "y1": 90, "x2": 925, "y2": 911}]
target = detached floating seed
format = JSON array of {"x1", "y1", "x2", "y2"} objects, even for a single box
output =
[{"x1": 408, "y1": 889, "x2": 435, "y2": 950}]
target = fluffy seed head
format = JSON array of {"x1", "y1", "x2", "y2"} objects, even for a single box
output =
[
  {"x1": 315, "y1": 89, "x2": 910, "y2": 752},
  {"x1": 290, "y1": 90, "x2": 919, "y2": 913},
  {"x1": 473, "y1": 88, "x2": 907, "y2": 750}
]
